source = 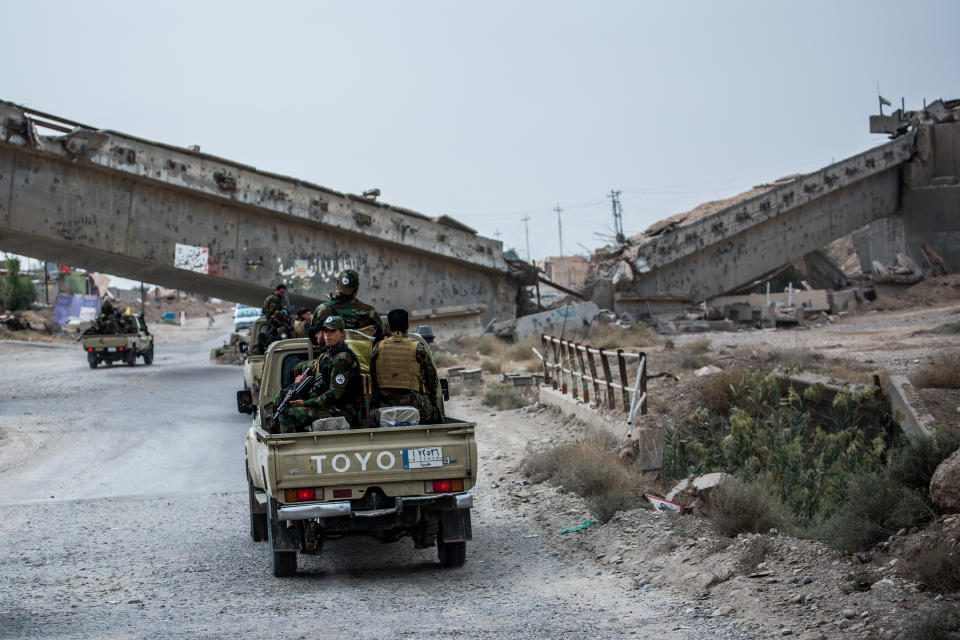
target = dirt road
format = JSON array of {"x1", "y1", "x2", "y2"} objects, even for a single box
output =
[{"x1": 0, "y1": 329, "x2": 757, "y2": 639}]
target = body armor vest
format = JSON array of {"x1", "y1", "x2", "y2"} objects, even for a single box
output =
[
  {"x1": 313, "y1": 343, "x2": 362, "y2": 405},
  {"x1": 375, "y1": 334, "x2": 422, "y2": 391}
]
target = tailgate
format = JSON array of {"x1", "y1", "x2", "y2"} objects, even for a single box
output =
[
  {"x1": 263, "y1": 423, "x2": 476, "y2": 496},
  {"x1": 82, "y1": 336, "x2": 128, "y2": 348}
]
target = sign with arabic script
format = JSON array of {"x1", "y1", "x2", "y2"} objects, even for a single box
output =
[{"x1": 174, "y1": 243, "x2": 209, "y2": 274}]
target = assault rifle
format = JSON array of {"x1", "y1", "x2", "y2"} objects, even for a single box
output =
[{"x1": 269, "y1": 374, "x2": 317, "y2": 425}]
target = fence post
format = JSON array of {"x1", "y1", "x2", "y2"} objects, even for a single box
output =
[
  {"x1": 566, "y1": 340, "x2": 579, "y2": 398},
  {"x1": 586, "y1": 347, "x2": 600, "y2": 406},
  {"x1": 639, "y1": 352, "x2": 648, "y2": 415},
  {"x1": 552, "y1": 338, "x2": 563, "y2": 392},
  {"x1": 541, "y1": 334, "x2": 550, "y2": 386},
  {"x1": 616, "y1": 349, "x2": 630, "y2": 409},
  {"x1": 598, "y1": 348, "x2": 615, "y2": 409},
  {"x1": 574, "y1": 343, "x2": 588, "y2": 403}
]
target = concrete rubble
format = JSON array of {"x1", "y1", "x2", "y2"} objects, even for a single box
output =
[{"x1": 929, "y1": 447, "x2": 960, "y2": 512}]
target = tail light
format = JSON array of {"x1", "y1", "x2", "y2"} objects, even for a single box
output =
[
  {"x1": 87, "y1": 348, "x2": 93, "y2": 352},
  {"x1": 425, "y1": 479, "x2": 464, "y2": 494},
  {"x1": 284, "y1": 488, "x2": 322, "y2": 502},
  {"x1": 118, "y1": 347, "x2": 124, "y2": 351}
]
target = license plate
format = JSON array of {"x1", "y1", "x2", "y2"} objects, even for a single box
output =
[
  {"x1": 403, "y1": 447, "x2": 443, "y2": 469},
  {"x1": 107, "y1": 347, "x2": 117, "y2": 352}
]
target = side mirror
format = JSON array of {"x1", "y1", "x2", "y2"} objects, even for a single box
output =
[{"x1": 239, "y1": 342, "x2": 248, "y2": 353}]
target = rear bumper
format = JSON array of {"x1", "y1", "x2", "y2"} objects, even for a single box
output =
[{"x1": 276, "y1": 491, "x2": 473, "y2": 523}]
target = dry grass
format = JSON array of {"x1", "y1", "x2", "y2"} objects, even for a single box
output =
[
  {"x1": 736, "y1": 536, "x2": 773, "y2": 574},
  {"x1": 481, "y1": 357, "x2": 504, "y2": 374},
  {"x1": 482, "y1": 383, "x2": 527, "y2": 410},
  {"x1": 431, "y1": 351, "x2": 458, "y2": 369},
  {"x1": 699, "y1": 368, "x2": 750, "y2": 413},
  {"x1": 522, "y1": 432, "x2": 638, "y2": 523},
  {"x1": 764, "y1": 347, "x2": 824, "y2": 370},
  {"x1": 898, "y1": 605, "x2": 960, "y2": 639},
  {"x1": 583, "y1": 324, "x2": 659, "y2": 351},
  {"x1": 912, "y1": 352, "x2": 960, "y2": 389},
  {"x1": 908, "y1": 538, "x2": 960, "y2": 594},
  {"x1": 681, "y1": 337, "x2": 711, "y2": 354},
  {"x1": 707, "y1": 477, "x2": 795, "y2": 537}
]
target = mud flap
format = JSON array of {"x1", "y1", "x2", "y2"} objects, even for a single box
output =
[
  {"x1": 440, "y1": 509, "x2": 472, "y2": 543},
  {"x1": 267, "y1": 496, "x2": 301, "y2": 552}
]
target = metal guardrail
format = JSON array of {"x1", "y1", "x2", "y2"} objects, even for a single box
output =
[{"x1": 539, "y1": 333, "x2": 647, "y2": 433}]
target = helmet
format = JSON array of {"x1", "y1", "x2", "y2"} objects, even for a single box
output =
[{"x1": 322, "y1": 315, "x2": 346, "y2": 331}]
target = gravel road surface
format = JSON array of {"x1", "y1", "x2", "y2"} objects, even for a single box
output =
[{"x1": 0, "y1": 331, "x2": 758, "y2": 639}]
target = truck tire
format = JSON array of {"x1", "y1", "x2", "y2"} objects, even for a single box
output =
[
  {"x1": 143, "y1": 344, "x2": 154, "y2": 365},
  {"x1": 125, "y1": 350, "x2": 136, "y2": 366},
  {"x1": 248, "y1": 474, "x2": 267, "y2": 542},
  {"x1": 271, "y1": 548, "x2": 297, "y2": 577},
  {"x1": 266, "y1": 496, "x2": 299, "y2": 577},
  {"x1": 437, "y1": 539, "x2": 466, "y2": 567},
  {"x1": 87, "y1": 354, "x2": 98, "y2": 369}
]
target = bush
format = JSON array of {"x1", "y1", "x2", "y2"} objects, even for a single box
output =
[
  {"x1": 699, "y1": 368, "x2": 750, "y2": 413},
  {"x1": 432, "y1": 351, "x2": 457, "y2": 369},
  {"x1": 476, "y1": 336, "x2": 503, "y2": 356},
  {"x1": 812, "y1": 473, "x2": 928, "y2": 552},
  {"x1": 0, "y1": 258, "x2": 36, "y2": 312},
  {"x1": 912, "y1": 352, "x2": 960, "y2": 389},
  {"x1": 482, "y1": 383, "x2": 526, "y2": 410},
  {"x1": 707, "y1": 477, "x2": 795, "y2": 537},
  {"x1": 764, "y1": 348, "x2": 823, "y2": 370},
  {"x1": 909, "y1": 538, "x2": 960, "y2": 594},
  {"x1": 523, "y1": 434, "x2": 637, "y2": 523},
  {"x1": 663, "y1": 372, "x2": 899, "y2": 522},
  {"x1": 681, "y1": 337, "x2": 711, "y2": 354},
  {"x1": 481, "y1": 357, "x2": 503, "y2": 374},
  {"x1": 888, "y1": 428, "x2": 960, "y2": 494},
  {"x1": 898, "y1": 604, "x2": 960, "y2": 639}
]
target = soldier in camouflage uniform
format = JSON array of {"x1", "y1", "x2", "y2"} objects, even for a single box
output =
[
  {"x1": 96, "y1": 300, "x2": 119, "y2": 334},
  {"x1": 273, "y1": 316, "x2": 364, "y2": 434},
  {"x1": 293, "y1": 307, "x2": 313, "y2": 338},
  {"x1": 256, "y1": 283, "x2": 293, "y2": 354},
  {"x1": 262, "y1": 283, "x2": 286, "y2": 319},
  {"x1": 313, "y1": 269, "x2": 384, "y2": 341},
  {"x1": 370, "y1": 309, "x2": 441, "y2": 425}
]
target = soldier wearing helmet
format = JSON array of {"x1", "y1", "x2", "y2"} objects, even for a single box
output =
[{"x1": 313, "y1": 269, "x2": 384, "y2": 341}]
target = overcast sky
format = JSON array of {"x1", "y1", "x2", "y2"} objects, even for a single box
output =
[{"x1": 3, "y1": 1, "x2": 958, "y2": 264}]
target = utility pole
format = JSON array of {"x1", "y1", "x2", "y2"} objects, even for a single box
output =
[
  {"x1": 494, "y1": 229, "x2": 502, "y2": 242},
  {"x1": 521, "y1": 215, "x2": 531, "y2": 263},
  {"x1": 555, "y1": 203, "x2": 565, "y2": 285},
  {"x1": 608, "y1": 189, "x2": 625, "y2": 244}
]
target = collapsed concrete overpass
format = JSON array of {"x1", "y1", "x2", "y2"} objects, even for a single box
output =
[
  {"x1": 600, "y1": 107, "x2": 960, "y2": 315},
  {"x1": 0, "y1": 99, "x2": 513, "y2": 331}
]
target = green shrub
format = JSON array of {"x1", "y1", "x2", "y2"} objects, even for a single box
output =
[
  {"x1": 0, "y1": 258, "x2": 36, "y2": 312},
  {"x1": 482, "y1": 383, "x2": 525, "y2": 410},
  {"x1": 707, "y1": 477, "x2": 795, "y2": 537},
  {"x1": 663, "y1": 372, "x2": 898, "y2": 522},
  {"x1": 888, "y1": 428, "x2": 960, "y2": 493},
  {"x1": 811, "y1": 473, "x2": 928, "y2": 552},
  {"x1": 523, "y1": 434, "x2": 636, "y2": 522}
]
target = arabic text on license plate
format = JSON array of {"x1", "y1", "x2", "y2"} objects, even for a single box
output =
[
  {"x1": 107, "y1": 347, "x2": 117, "y2": 352},
  {"x1": 403, "y1": 447, "x2": 443, "y2": 469}
]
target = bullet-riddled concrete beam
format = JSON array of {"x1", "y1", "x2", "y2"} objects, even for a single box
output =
[
  {"x1": 618, "y1": 133, "x2": 915, "y2": 306},
  {"x1": 0, "y1": 100, "x2": 513, "y2": 326}
]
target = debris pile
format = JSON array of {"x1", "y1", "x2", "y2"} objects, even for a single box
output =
[{"x1": 210, "y1": 333, "x2": 244, "y2": 365}]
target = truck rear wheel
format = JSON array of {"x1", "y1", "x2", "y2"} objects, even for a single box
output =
[
  {"x1": 143, "y1": 344, "x2": 154, "y2": 365},
  {"x1": 87, "y1": 354, "x2": 98, "y2": 369},
  {"x1": 125, "y1": 350, "x2": 136, "y2": 366},
  {"x1": 271, "y1": 549, "x2": 297, "y2": 577},
  {"x1": 248, "y1": 473, "x2": 267, "y2": 542},
  {"x1": 437, "y1": 540, "x2": 466, "y2": 567}
]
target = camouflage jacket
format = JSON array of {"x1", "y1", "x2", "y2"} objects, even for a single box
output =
[
  {"x1": 303, "y1": 343, "x2": 363, "y2": 426},
  {"x1": 370, "y1": 333, "x2": 441, "y2": 424},
  {"x1": 262, "y1": 294, "x2": 283, "y2": 319},
  {"x1": 313, "y1": 295, "x2": 384, "y2": 341}
]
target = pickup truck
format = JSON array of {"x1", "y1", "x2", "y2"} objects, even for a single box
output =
[
  {"x1": 236, "y1": 318, "x2": 270, "y2": 414},
  {"x1": 244, "y1": 337, "x2": 476, "y2": 577},
  {"x1": 81, "y1": 315, "x2": 154, "y2": 368}
]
